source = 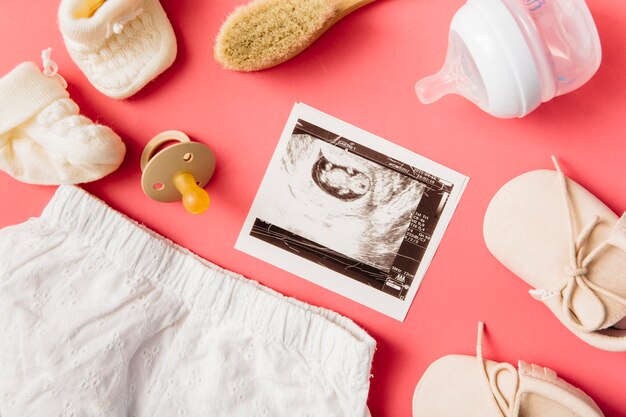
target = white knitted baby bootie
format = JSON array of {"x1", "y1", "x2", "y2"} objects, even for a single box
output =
[
  {"x1": 0, "y1": 49, "x2": 126, "y2": 185},
  {"x1": 58, "y1": 0, "x2": 177, "y2": 99}
]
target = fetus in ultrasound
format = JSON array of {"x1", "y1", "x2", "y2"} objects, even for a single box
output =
[
  {"x1": 311, "y1": 154, "x2": 371, "y2": 201},
  {"x1": 257, "y1": 133, "x2": 424, "y2": 272}
]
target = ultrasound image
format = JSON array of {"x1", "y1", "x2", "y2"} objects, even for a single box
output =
[{"x1": 255, "y1": 133, "x2": 425, "y2": 273}]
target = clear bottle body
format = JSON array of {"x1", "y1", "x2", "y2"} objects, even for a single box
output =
[{"x1": 501, "y1": 0, "x2": 602, "y2": 100}]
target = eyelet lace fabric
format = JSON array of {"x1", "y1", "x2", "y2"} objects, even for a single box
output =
[{"x1": 0, "y1": 186, "x2": 375, "y2": 417}]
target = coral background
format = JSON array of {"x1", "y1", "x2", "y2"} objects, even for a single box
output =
[{"x1": 1, "y1": 0, "x2": 625, "y2": 416}]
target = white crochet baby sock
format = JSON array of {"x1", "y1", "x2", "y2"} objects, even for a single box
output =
[
  {"x1": 58, "y1": 0, "x2": 177, "y2": 99},
  {"x1": 0, "y1": 50, "x2": 126, "y2": 185}
]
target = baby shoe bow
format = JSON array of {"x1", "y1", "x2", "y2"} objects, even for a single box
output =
[
  {"x1": 412, "y1": 322, "x2": 605, "y2": 417},
  {"x1": 528, "y1": 157, "x2": 626, "y2": 333},
  {"x1": 484, "y1": 156, "x2": 626, "y2": 351},
  {"x1": 476, "y1": 322, "x2": 519, "y2": 417}
]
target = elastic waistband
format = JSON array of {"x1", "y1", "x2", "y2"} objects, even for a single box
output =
[{"x1": 41, "y1": 186, "x2": 375, "y2": 396}]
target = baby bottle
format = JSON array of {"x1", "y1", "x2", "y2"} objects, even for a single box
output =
[{"x1": 415, "y1": 0, "x2": 602, "y2": 118}]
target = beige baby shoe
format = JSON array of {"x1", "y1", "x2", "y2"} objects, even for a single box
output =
[
  {"x1": 0, "y1": 49, "x2": 125, "y2": 185},
  {"x1": 58, "y1": 0, "x2": 177, "y2": 99},
  {"x1": 484, "y1": 157, "x2": 626, "y2": 351},
  {"x1": 412, "y1": 323, "x2": 605, "y2": 417}
]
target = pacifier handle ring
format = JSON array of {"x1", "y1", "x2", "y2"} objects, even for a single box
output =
[{"x1": 140, "y1": 130, "x2": 191, "y2": 171}]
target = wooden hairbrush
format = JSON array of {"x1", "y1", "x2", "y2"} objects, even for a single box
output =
[{"x1": 214, "y1": 0, "x2": 376, "y2": 71}]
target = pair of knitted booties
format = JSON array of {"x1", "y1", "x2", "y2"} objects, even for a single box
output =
[{"x1": 0, "y1": 0, "x2": 176, "y2": 185}]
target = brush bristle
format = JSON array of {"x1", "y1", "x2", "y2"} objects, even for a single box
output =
[{"x1": 214, "y1": 0, "x2": 335, "y2": 71}]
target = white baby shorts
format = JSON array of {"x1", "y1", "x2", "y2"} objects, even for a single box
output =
[{"x1": 0, "y1": 186, "x2": 375, "y2": 417}]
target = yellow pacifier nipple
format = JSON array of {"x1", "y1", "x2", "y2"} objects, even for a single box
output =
[{"x1": 173, "y1": 172, "x2": 211, "y2": 215}]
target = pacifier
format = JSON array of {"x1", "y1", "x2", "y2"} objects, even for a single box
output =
[
  {"x1": 140, "y1": 130, "x2": 216, "y2": 215},
  {"x1": 416, "y1": 0, "x2": 602, "y2": 118}
]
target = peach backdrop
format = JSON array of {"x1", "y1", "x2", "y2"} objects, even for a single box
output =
[{"x1": 1, "y1": 1, "x2": 625, "y2": 416}]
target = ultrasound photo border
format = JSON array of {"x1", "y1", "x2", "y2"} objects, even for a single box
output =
[{"x1": 236, "y1": 103, "x2": 469, "y2": 321}]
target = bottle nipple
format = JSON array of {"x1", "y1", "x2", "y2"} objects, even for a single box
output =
[
  {"x1": 415, "y1": 69, "x2": 459, "y2": 105},
  {"x1": 416, "y1": 32, "x2": 488, "y2": 110},
  {"x1": 173, "y1": 172, "x2": 211, "y2": 215}
]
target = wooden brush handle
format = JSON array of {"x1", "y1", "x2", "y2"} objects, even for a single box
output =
[{"x1": 334, "y1": 0, "x2": 377, "y2": 18}]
